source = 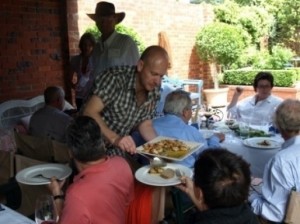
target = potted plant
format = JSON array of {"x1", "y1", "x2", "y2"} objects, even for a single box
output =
[{"x1": 195, "y1": 22, "x2": 250, "y2": 106}]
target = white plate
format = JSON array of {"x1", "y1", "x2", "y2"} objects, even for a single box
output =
[
  {"x1": 199, "y1": 129, "x2": 214, "y2": 139},
  {"x1": 243, "y1": 137, "x2": 282, "y2": 149},
  {"x1": 16, "y1": 164, "x2": 72, "y2": 185},
  {"x1": 136, "y1": 136, "x2": 202, "y2": 161},
  {"x1": 135, "y1": 163, "x2": 193, "y2": 186}
]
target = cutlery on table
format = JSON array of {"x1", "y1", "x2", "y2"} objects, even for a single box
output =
[
  {"x1": 32, "y1": 174, "x2": 59, "y2": 181},
  {"x1": 175, "y1": 169, "x2": 185, "y2": 178}
]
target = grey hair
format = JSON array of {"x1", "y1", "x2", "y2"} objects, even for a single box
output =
[
  {"x1": 163, "y1": 90, "x2": 192, "y2": 115},
  {"x1": 274, "y1": 99, "x2": 300, "y2": 133}
]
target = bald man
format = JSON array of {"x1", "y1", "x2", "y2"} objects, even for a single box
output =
[{"x1": 83, "y1": 45, "x2": 169, "y2": 159}]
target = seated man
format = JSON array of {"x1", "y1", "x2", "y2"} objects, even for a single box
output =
[
  {"x1": 29, "y1": 86, "x2": 72, "y2": 143},
  {"x1": 249, "y1": 99, "x2": 300, "y2": 222},
  {"x1": 227, "y1": 72, "x2": 282, "y2": 124},
  {"x1": 177, "y1": 149, "x2": 259, "y2": 224},
  {"x1": 49, "y1": 116, "x2": 134, "y2": 224},
  {"x1": 153, "y1": 90, "x2": 224, "y2": 168}
]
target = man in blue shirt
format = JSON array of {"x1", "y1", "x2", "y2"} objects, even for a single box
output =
[{"x1": 152, "y1": 90, "x2": 224, "y2": 167}]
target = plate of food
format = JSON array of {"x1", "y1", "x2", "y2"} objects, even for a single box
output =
[
  {"x1": 135, "y1": 163, "x2": 193, "y2": 186},
  {"x1": 243, "y1": 137, "x2": 282, "y2": 149},
  {"x1": 136, "y1": 136, "x2": 202, "y2": 161},
  {"x1": 233, "y1": 126, "x2": 271, "y2": 138},
  {"x1": 16, "y1": 164, "x2": 72, "y2": 185}
]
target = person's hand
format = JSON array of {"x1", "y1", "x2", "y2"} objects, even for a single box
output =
[
  {"x1": 176, "y1": 176, "x2": 208, "y2": 212},
  {"x1": 235, "y1": 86, "x2": 244, "y2": 96},
  {"x1": 176, "y1": 176, "x2": 195, "y2": 198},
  {"x1": 214, "y1": 132, "x2": 225, "y2": 142},
  {"x1": 48, "y1": 177, "x2": 65, "y2": 196},
  {"x1": 114, "y1": 136, "x2": 136, "y2": 154}
]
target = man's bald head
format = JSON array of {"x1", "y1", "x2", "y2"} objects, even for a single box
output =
[
  {"x1": 136, "y1": 45, "x2": 169, "y2": 92},
  {"x1": 140, "y1": 45, "x2": 169, "y2": 66}
]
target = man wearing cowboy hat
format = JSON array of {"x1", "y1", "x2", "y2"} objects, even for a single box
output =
[{"x1": 87, "y1": 1, "x2": 140, "y2": 76}]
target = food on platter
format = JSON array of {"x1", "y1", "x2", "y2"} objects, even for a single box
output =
[
  {"x1": 233, "y1": 127, "x2": 271, "y2": 138},
  {"x1": 142, "y1": 139, "x2": 190, "y2": 158},
  {"x1": 148, "y1": 167, "x2": 175, "y2": 179},
  {"x1": 160, "y1": 168, "x2": 175, "y2": 179},
  {"x1": 148, "y1": 167, "x2": 165, "y2": 174},
  {"x1": 257, "y1": 140, "x2": 271, "y2": 146}
]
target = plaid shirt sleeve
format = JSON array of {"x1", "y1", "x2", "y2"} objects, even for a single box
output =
[{"x1": 92, "y1": 70, "x2": 119, "y2": 106}]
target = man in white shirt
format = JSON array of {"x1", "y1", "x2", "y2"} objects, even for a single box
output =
[
  {"x1": 227, "y1": 72, "x2": 282, "y2": 124},
  {"x1": 87, "y1": 1, "x2": 140, "y2": 75},
  {"x1": 249, "y1": 99, "x2": 300, "y2": 222}
]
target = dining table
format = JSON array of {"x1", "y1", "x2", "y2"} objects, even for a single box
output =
[
  {"x1": 220, "y1": 132, "x2": 283, "y2": 178},
  {"x1": 0, "y1": 204, "x2": 35, "y2": 224}
]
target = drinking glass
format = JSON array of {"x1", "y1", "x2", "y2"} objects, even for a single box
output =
[
  {"x1": 35, "y1": 195, "x2": 58, "y2": 224},
  {"x1": 239, "y1": 119, "x2": 250, "y2": 139}
]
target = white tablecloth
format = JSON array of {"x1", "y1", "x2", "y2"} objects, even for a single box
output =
[
  {"x1": 221, "y1": 135, "x2": 283, "y2": 178},
  {"x1": 0, "y1": 204, "x2": 35, "y2": 224}
]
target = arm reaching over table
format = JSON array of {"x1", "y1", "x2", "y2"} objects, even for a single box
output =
[
  {"x1": 138, "y1": 119, "x2": 157, "y2": 142},
  {"x1": 83, "y1": 95, "x2": 136, "y2": 154}
]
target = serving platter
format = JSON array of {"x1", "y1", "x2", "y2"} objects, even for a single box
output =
[{"x1": 136, "y1": 136, "x2": 202, "y2": 161}]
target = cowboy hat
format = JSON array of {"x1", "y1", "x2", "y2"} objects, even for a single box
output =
[{"x1": 87, "y1": 1, "x2": 125, "y2": 24}]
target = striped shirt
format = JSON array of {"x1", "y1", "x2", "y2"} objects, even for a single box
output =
[{"x1": 92, "y1": 65, "x2": 160, "y2": 156}]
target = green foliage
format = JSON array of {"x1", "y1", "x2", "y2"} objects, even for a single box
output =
[
  {"x1": 85, "y1": 24, "x2": 146, "y2": 54},
  {"x1": 230, "y1": 45, "x2": 294, "y2": 70},
  {"x1": 251, "y1": 50, "x2": 271, "y2": 69},
  {"x1": 214, "y1": 1, "x2": 240, "y2": 24},
  {"x1": 214, "y1": 1, "x2": 274, "y2": 44},
  {"x1": 266, "y1": 45, "x2": 294, "y2": 69},
  {"x1": 190, "y1": 0, "x2": 224, "y2": 4},
  {"x1": 195, "y1": 22, "x2": 249, "y2": 69},
  {"x1": 222, "y1": 69, "x2": 298, "y2": 87},
  {"x1": 230, "y1": 46, "x2": 259, "y2": 69},
  {"x1": 265, "y1": 0, "x2": 300, "y2": 46},
  {"x1": 249, "y1": 45, "x2": 294, "y2": 69},
  {"x1": 232, "y1": 0, "x2": 264, "y2": 6}
]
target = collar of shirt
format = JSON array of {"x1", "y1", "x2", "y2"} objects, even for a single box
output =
[
  {"x1": 73, "y1": 157, "x2": 110, "y2": 182},
  {"x1": 281, "y1": 135, "x2": 300, "y2": 150},
  {"x1": 102, "y1": 31, "x2": 117, "y2": 48},
  {"x1": 249, "y1": 95, "x2": 272, "y2": 105}
]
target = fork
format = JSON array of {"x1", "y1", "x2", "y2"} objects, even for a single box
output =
[
  {"x1": 175, "y1": 169, "x2": 185, "y2": 178},
  {"x1": 32, "y1": 174, "x2": 56, "y2": 181}
]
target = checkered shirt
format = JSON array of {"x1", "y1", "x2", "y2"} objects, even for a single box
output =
[{"x1": 92, "y1": 65, "x2": 160, "y2": 156}]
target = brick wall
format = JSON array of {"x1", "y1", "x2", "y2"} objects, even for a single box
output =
[
  {"x1": 0, "y1": 0, "x2": 214, "y2": 103},
  {"x1": 0, "y1": 1, "x2": 70, "y2": 102}
]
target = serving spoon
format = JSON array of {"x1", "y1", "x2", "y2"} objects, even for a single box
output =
[
  {"x1": 136, "y1": 152, "x2": 167, "y2": 167},
  {"x1": 151, "y1": 156, "x2": 167, "y2": 167}
]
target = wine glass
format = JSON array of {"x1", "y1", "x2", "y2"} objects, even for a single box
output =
[{"x1": 35, "y1": 195, "x2": 58, "y2": 224}]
